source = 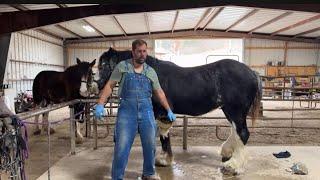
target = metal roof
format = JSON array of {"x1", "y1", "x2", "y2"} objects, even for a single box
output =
[{"x1": 1, "y1": 4, "x2": 320, "y2": 43}]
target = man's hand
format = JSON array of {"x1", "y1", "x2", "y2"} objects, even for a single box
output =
[
  {"x1": 167, "y1": 109, "x2": 176, "y2": 121},
  {"x1": 94, "y1": 104, "x2": 105, "y2": 120}
]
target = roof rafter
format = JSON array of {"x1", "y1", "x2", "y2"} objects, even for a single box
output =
[
  {"x1": 56, "y1": 4, "x2": 68, "y2": 8},
  {"x1": 82, "y1": 19, "x2": 105, "y2": 38},
  {"x1": 55, "y1": 24, "x2": 82, "y2": 39},
  {"x1": 112, "y1": 16, "x2": 127, "y2": 36},
  {"x1": 271, "y1": 14, "x2": 320, "y2": 36},
  {"x1": 226, "y1": 9, "x2": 259, "y2": 32},
  {"x1": 202, "y1": 7, "x2": 224, "y2": 31},
  {"x1": 194, "y1": 8, "x2": 214, "y2": 31},
  {"x1": 8, "y1": 4, "x2": 29, "y2": 11},
  {"x1": 144, "y1": 12, "x2": 151, "y2": 35},
  {"x1": 171, "y1": 10, "x2": 179, "y2": 33},
  {"x1": 248, "y1": 11, "x2": 293, "y2": 34},
  {"x1": 35, "y1": 28, "x2": 63, "y2": 40},
  {"x1": 293, "y1": 27, "x2": 320, "y2": 38}
]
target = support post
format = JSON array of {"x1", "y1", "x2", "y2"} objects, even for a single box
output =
[
  {"x1": 69, "y1": 106, "x2": 76, "y2": 155},
  {"x1": 183, "y1": 116, "x2": 188, "y2": 150},
  {"x1": 94, "y1": 116, "x2": 98, "y2": 150},
  {"x1": 0, "y1": 33, "x2": 11, "y2": 87}
]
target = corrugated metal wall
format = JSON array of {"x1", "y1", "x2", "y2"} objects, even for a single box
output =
[
  {"x1": 4, "y1": 30, "x2": 64, "y2": 95},
  {"x1": 66, "y1": 38, "x2": 319, "y2": 77},
  {"x1": 66, "y1": 39, "x2": 155, "y2": 68},
  {"x1": 244, "y1": 38, "x2": 320, "y2": 75}
]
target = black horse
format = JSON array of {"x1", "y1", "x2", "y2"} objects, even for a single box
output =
[
  {"x1": 98, "y1": 47, "x2": 262, "y2": 174},
  {"x1": 32, "y1": 58, "x2": 96, "y2": 143}
]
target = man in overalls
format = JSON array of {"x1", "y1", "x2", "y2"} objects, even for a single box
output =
[{"x1": 95, "y1": 39, "x2": 176, "y2": 180}]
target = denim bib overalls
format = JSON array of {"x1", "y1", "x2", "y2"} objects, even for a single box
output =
[{"x1": 112, "y1": 61, "x2": 157, "y2": 180}]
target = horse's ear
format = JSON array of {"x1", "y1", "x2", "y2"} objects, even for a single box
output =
[
  {"x1": 90, "y1": 59, "x2": 96, "y2": 67},
  {"x1": 76, "y1": 58, "x2": 81, "y2": 64}
]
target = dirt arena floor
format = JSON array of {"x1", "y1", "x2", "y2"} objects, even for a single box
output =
[{"x1": 20, "y1": 100, "x2": 320, "y2": 180}]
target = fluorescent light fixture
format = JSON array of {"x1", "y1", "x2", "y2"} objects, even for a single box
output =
[{"x1": 82, "y1": 25, "x2": 95, "y2": 32}]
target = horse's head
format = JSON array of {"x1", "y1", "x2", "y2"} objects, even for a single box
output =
[
  {"x1": 73, "y1": 58, "x2": 96, "y2": 97},
  {"x1": 97, "y1": 47, "x2": 131, "y2": 89}
]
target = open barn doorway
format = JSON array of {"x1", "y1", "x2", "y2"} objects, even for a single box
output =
[{"x1": 155, "y1": 39, "x2": 244, "y2": 67}]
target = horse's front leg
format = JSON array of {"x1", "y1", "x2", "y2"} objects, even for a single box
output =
[
  {"x1": 220, "y1": 123, "x2": 241, "y2": 162},
  {"x1": 155, "y1": 119, "x2": 174, "y2": 166},
  {"x1": 75, "y1": 121, "x2": 84, "y2": 144},
  {"x1": 221, "y1": 122, "x2": 249, "y2": 175}
]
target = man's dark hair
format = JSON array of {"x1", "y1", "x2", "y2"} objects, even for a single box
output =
[{"x1": 132, "y1": 39, "x2": 147, "y2": 51}]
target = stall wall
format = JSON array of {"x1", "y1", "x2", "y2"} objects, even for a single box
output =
[
  {"x1": 4, "y1": 30, "x2": 64, "y2": 95},
  {"x1": 244, "y1": 38, "x2": 320, "y2": 76}
]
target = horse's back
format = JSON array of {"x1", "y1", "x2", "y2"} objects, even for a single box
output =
[
  {"x1": 157, "y1": 59, "x2": 258, "y2": 116},
  {"x1": 33, "y1": 71, "x2": 64, "y2": 105}
]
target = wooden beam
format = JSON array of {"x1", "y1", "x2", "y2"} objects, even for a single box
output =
[
  {"x1": 271, "y1": 14, "x2": 320, "y2": 36},
  {"x1": 65, "y1": 29, "x2": 320, "y2": 44},
  {"x1": 284, "y1": 41, "x2": 288, "y2": 66},
  {"x1": 55, "y1": 24, "x2": 82, "y2": 39},
  {"x1": 8, "y1": 4, "x2": 29, "y2": 11},
  {"x1": 144, "y1": 12, "x2": 151, "y2": 35},
  {"x1": 248, "y1": 12, "x2": 293, "y2": 34},
  {"x1": 56, "y1": 4, "x2": 68, "y2": 8},
  {"x1": 1, "y1": 2, "x2": 320, "y2": 35},
  {"x1": 293, "y1": 27, "x2": 320, "y2": 38},
  {"x1": 202, "y1": 7, "x2": 224, "y2": 31},
  {"x1": 194, "y1": 8, "x2": 213, "y2": 31},
  {"x1": 246, "y1": 46, "x2": 319, "y2": 50},
  {"x1": 113, "y1": 16, "x2": 127, "y2": 36},
  {"x1": 82, "y1": 19, "x2": 105, "y2": 38},
  {"x1": 172, "y1": 11, "x2": 179, "y2": 33},
  {"x1": 226, "y1": 9, "x2": 259, "y2": 32},
  {"x1": 35, "y1": 28, "x2": 63, "y2": 40}
]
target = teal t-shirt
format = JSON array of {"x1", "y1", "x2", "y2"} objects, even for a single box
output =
[{"x1": 109, "y1": 59, "x2": 161, "y2": 96}]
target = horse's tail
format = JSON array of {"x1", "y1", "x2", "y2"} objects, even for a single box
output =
[
  {"x1": 250, "y1": 71, "x2": 262, "y2": 127},
  {"x1": 32, "y1": 73, "x2": 42, "y2": 108}
]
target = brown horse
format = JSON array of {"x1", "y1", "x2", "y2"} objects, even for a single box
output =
[{"x1": 32, "y1": 58, "x2": 96, "y2": 143}]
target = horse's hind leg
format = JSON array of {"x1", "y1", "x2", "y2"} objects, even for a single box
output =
[
  {"x1": 156, "y1": 133, "x2": 173, "y2": 167},
  {"x1": 42, "y1": 112, "x2": 55, "y2": 134},
  {"x1": 33, "y1": 114, "x2": 41, "y2": 135},
  {"x1": 221, "y1": 107, "x2": 249, "y2": 175}
]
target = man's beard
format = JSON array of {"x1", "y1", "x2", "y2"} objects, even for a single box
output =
[{"x1": 134, "y1": 58, "x2": 145, "y2": 64}]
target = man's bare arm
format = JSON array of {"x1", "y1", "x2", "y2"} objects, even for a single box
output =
[
  {"x1": 98, "y1": 80, "x2": 117, "y2": 104},
  {"x1": 153, "y1": 89, "x2": 171, "y2": 111}
]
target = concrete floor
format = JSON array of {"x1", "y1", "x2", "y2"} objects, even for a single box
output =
[{"x1": 37, "y1": 146, "x2": 320, "y2": 180}]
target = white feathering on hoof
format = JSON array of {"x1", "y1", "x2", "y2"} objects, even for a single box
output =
[
  {"x1": 155, "y1": 151, "x2": 173, "y2": 166},
  {"x1": 156, "y1": 119, "x2": 173, "y2": 137}
]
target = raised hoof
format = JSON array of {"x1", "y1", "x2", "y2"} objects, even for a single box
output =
[
  {"x1": 220, "y1": 166, "x2": 237, "y2": 176},
  {"x1": 33, "y1": 129, "x2": 41, "y2": 135},
  {"x1": 222, "y1": 156, "x2": 231, "y2": 162}
]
